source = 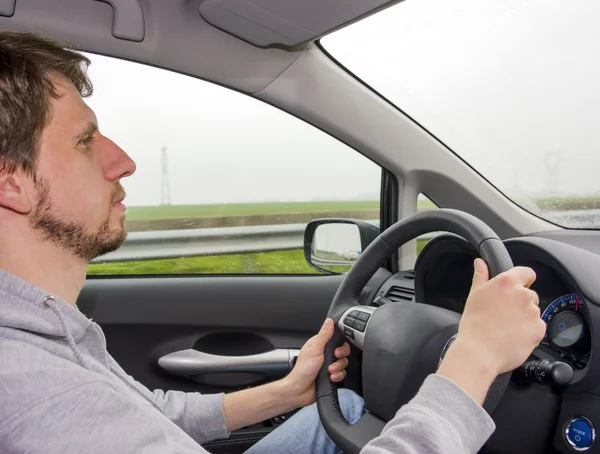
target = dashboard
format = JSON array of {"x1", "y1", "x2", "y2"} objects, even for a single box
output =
[
  {"x1": 412, "y1": 235, "x2": 593, "y2": 372},
  {"x1": 540, "y1": 293, "x2": 590, "y2": 369},
  {"x1": 367, "y1": 233, "x2": 600, "y2": 454}
]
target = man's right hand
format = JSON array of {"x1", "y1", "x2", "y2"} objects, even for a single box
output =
[{"x1": 437, "y1": 258, "x2": 547, "y2": 404}]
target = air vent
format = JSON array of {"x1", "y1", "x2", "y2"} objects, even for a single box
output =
[{"x1": 385, "y1": 285, "x2": 415, "y2": 302}]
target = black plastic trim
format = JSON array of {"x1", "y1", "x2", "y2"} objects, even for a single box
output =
[{"x1": 381, "y1": 168, "x2": 399, "y2": 273}]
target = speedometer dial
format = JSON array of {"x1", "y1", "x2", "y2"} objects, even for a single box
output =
[
  {"x1": 547, "y1": 310, "x2": 584, "y2": 348},
  {"x1": 541, "y1": 294, "x2": 584, "y2": 348}
]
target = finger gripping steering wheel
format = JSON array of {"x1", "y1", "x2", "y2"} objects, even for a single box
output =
[{"x1": 315, "y1": 209, "x2": 514, "y2": 454}]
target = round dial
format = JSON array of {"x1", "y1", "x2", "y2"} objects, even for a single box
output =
[
  {"x1": 541, "y1": 294, "x2": 586, "y2": 350},
  {"x1": 548, "y1": 310, "x2": 584, "y2": 348}
]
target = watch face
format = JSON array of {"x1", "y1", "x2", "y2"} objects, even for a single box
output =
[{"x1": 438, "y1": 333, "x2": 457, "y2": 368}]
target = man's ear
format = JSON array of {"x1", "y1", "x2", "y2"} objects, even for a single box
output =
[{"x1": 0, "y1": 168, "x2": 33, "y2": 215}]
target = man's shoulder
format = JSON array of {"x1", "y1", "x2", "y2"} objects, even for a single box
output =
[
  {"x1": 0, "y1": 337, "x2": 105, "y2": 378},
  {"x1": 0, "y1": 337, "x2": 75, "y2": 370},
  {"x1": 0, "y1": 338, "x2": 113, "y2": 418}
]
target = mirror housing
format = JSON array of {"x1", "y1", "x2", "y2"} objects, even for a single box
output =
[{"x1": 303, "y1": 219, "x2": 380, "y2": 274}]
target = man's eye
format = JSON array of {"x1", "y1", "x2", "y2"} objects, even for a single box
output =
[{"x1": 78, "y1": 136, "x2": 94, "y2": 147}]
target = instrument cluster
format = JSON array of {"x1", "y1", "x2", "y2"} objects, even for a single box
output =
[{"x1": 539, "y1": 293, "x2": 591, "y2": 369}]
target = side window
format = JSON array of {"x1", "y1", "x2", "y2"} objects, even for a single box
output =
[{"x1": 85, "y1": 55, "x2": 381, "y2": 276}]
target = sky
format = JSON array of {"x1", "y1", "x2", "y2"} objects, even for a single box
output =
[
  {"x1": 313, "y1": 223, "x2": 362, "y2": 256},
  {"x1": 84, "y1": 54, "x2": 382, "y2": 207},
  {"x1": 323, "y1": 0, "x2": 600, "y2": 203},
  {"x1": 84, "y1": 0, "x2": 600, "y2": 208}
]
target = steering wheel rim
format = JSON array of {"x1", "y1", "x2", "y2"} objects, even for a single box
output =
[{"x1": 315, "y1": 209, "x2": 514, "y2": 454}]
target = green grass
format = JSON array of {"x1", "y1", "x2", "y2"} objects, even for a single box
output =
[
  {"x1": 87, "y1": 239, "x2": 430, "y2": 276},
  {"x1": 88, "y1": 249, "x2": 319, "y2": 275},
  {"x1": 534, "y1": 196, "x2": 600, "y2": 211},
  {"x1": 89, "y1": 197, "x2": 434, "y2": 276}
]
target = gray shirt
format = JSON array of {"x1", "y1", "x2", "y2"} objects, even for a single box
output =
[{"x1": 0, "y1": 270, "x2": 495, "y2": 453}]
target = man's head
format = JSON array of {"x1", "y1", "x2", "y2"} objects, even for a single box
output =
[{"x1": 0, "y1": 31, "x2": 136, "y2": 262}]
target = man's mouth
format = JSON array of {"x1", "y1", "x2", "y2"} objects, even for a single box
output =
[{"x1": 112, "y1": 187, "x2": 126, "y2": 207}]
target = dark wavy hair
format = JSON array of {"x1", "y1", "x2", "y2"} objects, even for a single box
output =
[{"x1": 0, "y1": 30, "x2": 93, "y2": 176}]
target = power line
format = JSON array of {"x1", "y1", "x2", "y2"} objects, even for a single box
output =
[
  {"x1": 161, "y1": 146, "x2": 171, "y2": 206},
  {"x1": 544, "y1": 150, "x2": 561, "y2": 196}
]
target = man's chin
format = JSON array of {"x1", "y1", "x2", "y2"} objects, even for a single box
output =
[
  {"x1": 30, "y1": 179, "x2": 129, "y2": 263},
  {"x1": 90, "y1": 228, "x2": 128, "y2": 261}
]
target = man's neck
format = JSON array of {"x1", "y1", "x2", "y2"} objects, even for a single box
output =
[{"x1": 0, "y1": 237, "x2": 87, "y2": 306}]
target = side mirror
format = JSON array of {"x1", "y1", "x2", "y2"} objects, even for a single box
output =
[{"x1": 303, "y1": 219, "x2": 380, "y2": 274}]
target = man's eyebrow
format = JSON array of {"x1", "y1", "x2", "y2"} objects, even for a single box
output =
[{"x1": 74, "y1": 122, "x2": 98, "y2": 142}]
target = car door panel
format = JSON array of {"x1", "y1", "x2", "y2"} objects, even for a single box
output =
[
  {"x1": 77, "y1": 275, "x2": 360, "y2": 453},
  {"x1": 77, "y1": 275, "x2": 346, "y2": 393}
]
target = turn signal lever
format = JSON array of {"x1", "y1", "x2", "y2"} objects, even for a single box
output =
[{"x1": 517, "y1": 359, "x2": 574, "y2": 386}]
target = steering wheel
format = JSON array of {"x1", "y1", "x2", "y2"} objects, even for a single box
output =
[{"x1": 316, "y1": 209, "x2": 515, "y2": 454}]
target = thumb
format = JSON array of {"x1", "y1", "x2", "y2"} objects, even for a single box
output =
[
  {"x1": 312, "y1": 318, "x2": 335, "y2": 351},
  {"x1": 471, "y1": 258, "x2": 490, "y2": 289}
]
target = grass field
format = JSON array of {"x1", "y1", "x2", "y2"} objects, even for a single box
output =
[
  {"x1": 89, "y1": 199, "x2": 432, "y2": 276},
  {"x1": 534, "y1": 196, "x2": 600, "y2": 211},
  {"x1": 87, "y1": 240, "x2": 430, "y2": 275},
  {"x1": 88, "y1": 249, "x2": 318, "y2": 275}
]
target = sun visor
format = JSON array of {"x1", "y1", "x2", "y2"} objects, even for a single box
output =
[
  {"x1": 0, "y1": 0, "x2": 16, "y2": 17},
  {"x1": 199, "y1": 0, "x2": 402, "y2": 48}
]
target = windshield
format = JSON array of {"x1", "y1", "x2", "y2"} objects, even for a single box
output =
[{"x1": 321, "y1": 0, "x2": 600, "y2": 229}]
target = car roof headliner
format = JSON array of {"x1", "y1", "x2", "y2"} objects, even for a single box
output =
[{"x1": 0, "y1": 0, "x2": 403, "y2": 93}]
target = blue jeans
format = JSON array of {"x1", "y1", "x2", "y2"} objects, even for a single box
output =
[{"x1": 244, "y1": 389, "x2": 365, "y2": 454}]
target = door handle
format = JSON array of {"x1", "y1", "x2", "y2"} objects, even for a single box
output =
[{"x1": 158, "y1": 348, "x2": 301, "y2": 377}]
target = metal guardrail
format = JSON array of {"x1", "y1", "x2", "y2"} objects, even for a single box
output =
[
  {"x1": 90, "y1": 222, "x2": 449, "y2": 264},
  {"x1": 92, "y1": 223, "x2": 309, "y2": 263}
]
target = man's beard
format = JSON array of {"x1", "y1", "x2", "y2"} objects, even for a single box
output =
[{"x1": 30, "y1": 177, "x2": 127, "y2": 262}]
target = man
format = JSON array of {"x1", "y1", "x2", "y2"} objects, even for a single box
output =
[{"x1": 0, "y1": 30, "x2": 545, "y2": 454}]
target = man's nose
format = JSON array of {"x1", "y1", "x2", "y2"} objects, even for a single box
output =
[{"x1": 102, "y1": 136, "x2": 136, "y2": 181}]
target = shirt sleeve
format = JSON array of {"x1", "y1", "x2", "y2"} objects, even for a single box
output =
[
  {"x1": 107, "y1": 355, "x2": 229, "y2": 444},
  {"x1": 361, "y1": 374, "x2": 496, "y2": 454}
]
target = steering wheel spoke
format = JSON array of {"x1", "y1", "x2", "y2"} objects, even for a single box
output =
[{"x1": 337, "y1": 305, "x2": 377, "y2": 351}]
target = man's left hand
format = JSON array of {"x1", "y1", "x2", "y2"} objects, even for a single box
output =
[{"x1": 282, "y1": 318, "x2": 351, "y2": 408}]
